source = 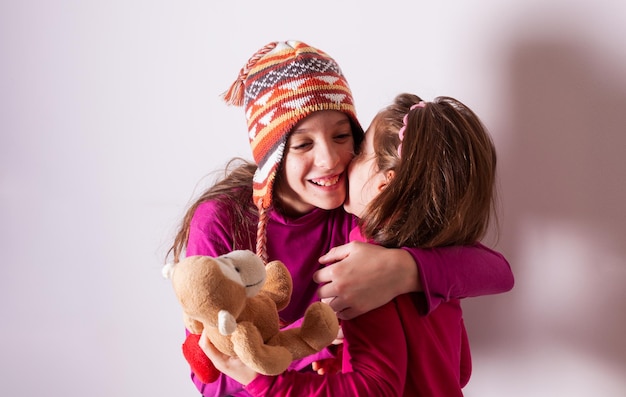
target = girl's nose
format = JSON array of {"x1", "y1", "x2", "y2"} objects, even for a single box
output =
[{"x1": 315, "y1": 141, "x2": 340, "y2": 170}]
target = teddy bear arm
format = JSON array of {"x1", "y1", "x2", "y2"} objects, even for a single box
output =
[
  {"x1": 270, "y1": 301, "x2": 339, "y2": 360},
  {"x1": 261, "y1": 261, "x2": 293, "y2": 310},
  {"x1": 183, "y1": 313, "x2": 205, "y2": 335},
  {"x1": 231, "y1": 321, "x2": 293, "y2": 376}
]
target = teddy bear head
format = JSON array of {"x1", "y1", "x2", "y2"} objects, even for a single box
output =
[{"x1": 165, "y1": 250, "x2": 267, "y2": 334}]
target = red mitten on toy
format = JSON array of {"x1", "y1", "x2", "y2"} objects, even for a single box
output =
[{"x1": 182, "y1": 333, "x2": 221, "y2": 383}]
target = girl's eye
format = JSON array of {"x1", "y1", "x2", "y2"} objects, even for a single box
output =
[
  {"x1": 290, "y1": 141, "x2": 311, "y2": 150},
  {"x1": 335, "y1": 132, "x2": 352, "y2": 142}
]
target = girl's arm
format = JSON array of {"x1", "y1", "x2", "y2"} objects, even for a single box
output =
[
  {"x1": 202, "y1": 301, "x2": 408, "y2": 397},
  {"x1": 406, "y1": 242, "x2": 514, "y2": 314},
  {"x1": 188, "y1": 324, "x2": 337, "y2": 397},
  {"x1": 315, "y1": 241, "x2": 514, "y2": 319},
  {"x1": 183, "y1": 201, "x2": 249, "y2": 397}
]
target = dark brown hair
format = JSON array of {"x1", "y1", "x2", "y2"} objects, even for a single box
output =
[{"x1": 360, "y1": 93, "x2": 498, "y2": 248}]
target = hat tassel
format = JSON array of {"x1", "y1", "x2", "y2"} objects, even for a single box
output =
[{"x1": 222, "y1": 42, "x2": 278, "y2": 106}]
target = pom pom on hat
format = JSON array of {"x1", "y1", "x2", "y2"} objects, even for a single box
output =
[{"x1": 223, "y1": 42, "x2": 278, "y2": 107}]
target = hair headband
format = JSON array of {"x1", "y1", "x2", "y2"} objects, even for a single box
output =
[{"x1": 397, "y1": 101, "x2": 426, "y2": 157}]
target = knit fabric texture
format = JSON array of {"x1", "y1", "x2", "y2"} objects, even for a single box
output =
[{"x1": 229, "y1": 40, "x2": 361, "y2": 210}]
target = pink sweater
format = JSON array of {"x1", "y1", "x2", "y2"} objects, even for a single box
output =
[
  {"x1": 245, "y1": 228, "x2": 471, "y2": 396},
  {"x1": 185, "y1": 200, "x2": 513, "y2": 396}
]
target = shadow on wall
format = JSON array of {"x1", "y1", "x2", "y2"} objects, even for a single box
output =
[{"x1": 463, "y1": 33, "x2": 626, "y2": 371}]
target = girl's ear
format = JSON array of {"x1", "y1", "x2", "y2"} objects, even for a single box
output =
[
  {"x1": 376, "y1": 170, "x2": 396, "y2": 193},
  {"x1": 385, "y1": 170, "x2": 395, "y2": 183}
]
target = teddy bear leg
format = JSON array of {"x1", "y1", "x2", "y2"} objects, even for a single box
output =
[
  {"x1": 272, "y1": 301, "x2": 339, "y2": 359},
  {"x1": 231, "y1": 321, "x2": 293, "y2": 376},
  {"x1": 300, "y1": 301, "x2": 340, "y2": 350}
]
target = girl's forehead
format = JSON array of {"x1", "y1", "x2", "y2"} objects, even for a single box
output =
[{"x1": 291, "y1": 110, "x2": 351, "y2": 132}]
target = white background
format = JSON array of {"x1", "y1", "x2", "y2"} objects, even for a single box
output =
[{"x1": 2, "y1": 1, "x2": 626, "y2": 396}]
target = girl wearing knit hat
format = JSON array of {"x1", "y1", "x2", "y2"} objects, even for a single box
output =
[
  {"x1": 167, "y1": 41, "x2": 513, "y2": 396},
  {"x1": 200, "y1": 93, "x2": 513, "y2": 396}
]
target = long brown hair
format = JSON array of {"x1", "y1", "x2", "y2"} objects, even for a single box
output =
[
  {"x1": 166, "y1": 158, "x2": 258, "y2": 263},
  {"x1": 360, "y1": 93, "x2": 497, "y2": 248}
]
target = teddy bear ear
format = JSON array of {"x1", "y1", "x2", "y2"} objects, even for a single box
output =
[
  {"x1": 162, "y1": 262, "x2": 175, "y2": 279},
  {"x1": 218, "y1": 309, "x2": 237, "y2": 336}
]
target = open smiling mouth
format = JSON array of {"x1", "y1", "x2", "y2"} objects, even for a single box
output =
[{"x1": 310, "y1": 174, "x2": 341, "y2": 187}]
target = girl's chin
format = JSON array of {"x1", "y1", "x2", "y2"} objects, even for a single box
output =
[
  {"x1": 313, "y1": 195, "x2": 346, "y2": 211},
  {"x1": 281, "y1": 181, "x2": 347, "y2": 213},
  {"x1": 278, "y1": 194, "x2": 345, "y2": 216}
]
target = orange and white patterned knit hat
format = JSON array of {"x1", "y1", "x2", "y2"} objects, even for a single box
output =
[{"x1": 223, "y1": 40, "x2": 362, "y2": 211}]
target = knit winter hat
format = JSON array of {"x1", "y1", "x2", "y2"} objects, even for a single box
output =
[{"x1": 223, "y1": 40, "x2": 362, "y2": 212}]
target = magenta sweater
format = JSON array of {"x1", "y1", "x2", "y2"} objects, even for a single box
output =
[
  {"x1": 185, "y1": 200, "x2": 513, "y2": 396},
  {"x1": 245, "y1": 228, "x2": 471, "y2": 396}
]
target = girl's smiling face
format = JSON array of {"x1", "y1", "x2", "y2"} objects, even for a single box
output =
[{"x1": 274, "y1": 110, "x2": 355, "y2": 216}]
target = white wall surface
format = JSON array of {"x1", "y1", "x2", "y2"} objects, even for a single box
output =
[{"x1": 1, "y1": 1, "x2": 625, "y2": 396}]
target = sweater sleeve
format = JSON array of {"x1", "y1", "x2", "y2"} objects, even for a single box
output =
[
  {"x1": 404, "y1": 242, "x2": 514, "y2": 314},
  {"x1": 190, "y1": 331, "x2": 335, "y2": 397},
  {"x1": 245, "y1": 301, "x2": 407, "y2": 396},
  {"x1": 186, "y1": 201, "x2": 238, "y2": 258},
  {"x1": 184, "y1": 201, "x2": 249, "y2": 397}
]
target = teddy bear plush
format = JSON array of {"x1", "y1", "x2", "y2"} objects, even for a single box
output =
[{"x1": 164, "y1": 250, "x2": 339, "y2": 382}]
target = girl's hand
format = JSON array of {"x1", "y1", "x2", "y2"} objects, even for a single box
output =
[
  {"x1": 198, "y1": 328, "x2": 258, "y2": 386},
  {"x1": 312, "y1": 343, "x2": 344, "y2": 375},
  {"x1": 311, "y1": 326, "x2": 344, "y2": 375},
  {"x1": 314, "y1": 241, "x2": 420, "y2": 320}
]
